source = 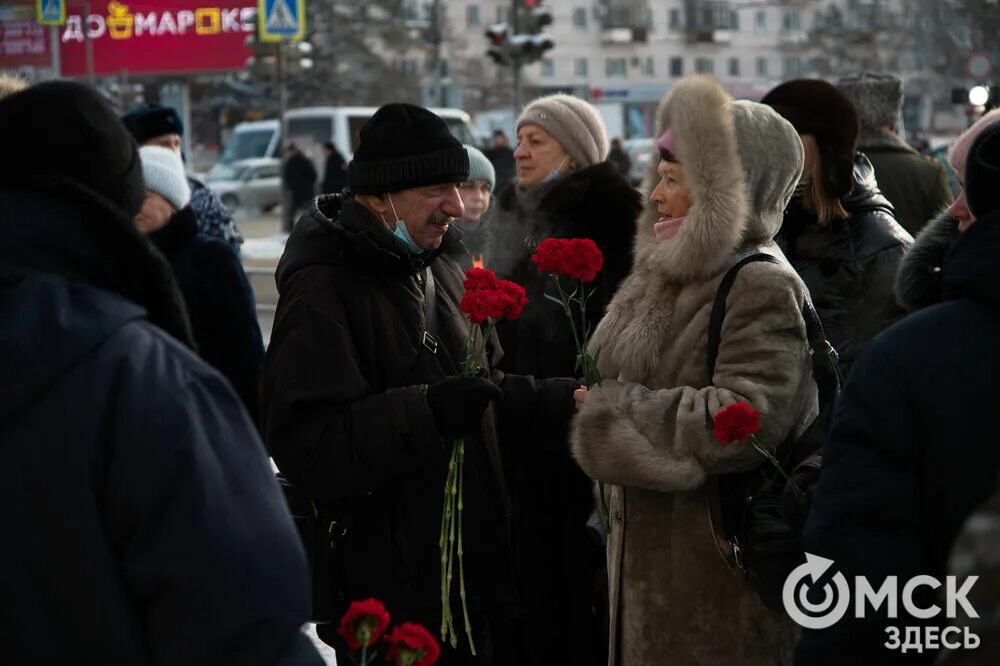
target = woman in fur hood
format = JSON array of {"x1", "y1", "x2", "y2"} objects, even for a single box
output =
[
  {"x1": 571, "y1": 76, "x2": 819, "y2": 665},
  {"x1": 487, "y1": 94, "x2": 641, "y2": 666}
]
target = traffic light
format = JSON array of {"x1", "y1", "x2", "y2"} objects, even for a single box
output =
[{"x1": 486, "y1": 22, "x2": 511, "y2": 66}]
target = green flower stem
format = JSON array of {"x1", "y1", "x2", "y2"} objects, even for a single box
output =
[
  {"x1": 445, "y1": 446, "x2": 459, "y2": 648},
  {"x1": 554, "y1": 277, "x2": 584, "y2": 359},
  {"x1": 457, "y1": 439, "x2": 477, "y2": 655},
  {"x1": 361, "y1": 644, "x2": 369, "y2": 666},
  {"x1": 439, "y1": 444, "x2": 458, "y2": 640}
]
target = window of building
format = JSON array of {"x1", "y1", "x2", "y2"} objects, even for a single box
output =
[
  {"x1": 728, "y1": 57, "x2": 740, "y2": 76},
  {"x1": 783, "y1": 57, "x2": 802, "y2": 77},
  {"x1": 495, "y1": 6, "x2": 508, "y2": 23},
  {"x1": 606, "y1": 58, "x2": 627, "y2": 78},
  {"x1": 643, "y1": 57, "x2": 655, "y2": 75},
  {"x1": 573, "y1": 7, "x2": 587, "y2": 28},
  {"x1": 783, "y1": 11, "x2": 802, "y2": 31},
  {"x1": 541, "y1": 59, "x2": 555, "y2": 78},
  {"x1": 669, "y1": 8, "x2": 682, "y2": 30},
  {"x1": 575, "y1": 58, "x2": 589, "y2": 77},
  {"x1": 730, "y1": 10, "x2": 739, "y2": 30},
  {"x1": 466, "y1": 4, "x2": 480, "y2": 27},
  {"x1": 756, "y1": 56, "x2": 769, "y2": 77},
  {"x1": 755, "y1": 10, "x2": 767, "y2": 33},
  {"x1": 813, "y1": 9, "x2": 825, "y2": 29},
  {"x1": 669, "y1": 56, "x2": 683, "y2": 77},
  {"x1": 695, "y1": 58, "x2": 714, "y2": 74}
]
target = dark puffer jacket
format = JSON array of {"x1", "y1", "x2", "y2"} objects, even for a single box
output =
[
  {"x1": 777, "y1": 153, "x2": 913, "y2": 377},
  {"x1": 797, "y1": 210, "x2": 1000, "y2": 665},
  {"x1": 487, "y1": 161, "x2": 642, "y2": 666},
  {"x1": 259, "y1": 195, "x2": 576, "y2": 664},
  {"x1": 0, "y1": 190, "x2": 320, "y2": 666}
]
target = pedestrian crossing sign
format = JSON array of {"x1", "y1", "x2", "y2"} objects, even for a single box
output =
[
  {"x1": 36, "y1": 0, "x2": 65, "y2": 26},
  {"x1": 258, "y1": 0, "x2": 306, "y2": 42}
]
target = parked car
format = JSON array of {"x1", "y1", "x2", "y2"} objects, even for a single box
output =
[
  {"x1": 624, "y1": 137, "x2": 655, "y2": 187},
  {"x1": 205, "y1": 158, "x2": 282, "y2": 213},
  {"x1": 218, "y1": 119, "x2": 281, "y2": 164}
]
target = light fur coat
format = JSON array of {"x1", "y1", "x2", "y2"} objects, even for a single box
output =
[{"x1": 571, "y1": 77, "x2": 819, "y2": 666}]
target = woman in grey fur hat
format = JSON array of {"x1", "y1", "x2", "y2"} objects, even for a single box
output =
[{"x1": 571, "y1": 75, "x2": 818, "y2": 666}]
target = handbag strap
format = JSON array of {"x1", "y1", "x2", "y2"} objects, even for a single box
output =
[{"x1": 421, "y1": 267, "x2": 439, "y2": 354}]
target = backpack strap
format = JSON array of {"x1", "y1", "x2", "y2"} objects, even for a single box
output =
[{"x1": 707, "y1": 253, "x2": 780, "y2": 377}]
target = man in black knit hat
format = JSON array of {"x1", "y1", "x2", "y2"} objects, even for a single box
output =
[
  {"x1": 260, "y1": 103, "x2": 577, "y2": 664},
  {"x1": 0, "y1": 82, "x2": 321, "y2": 664}
]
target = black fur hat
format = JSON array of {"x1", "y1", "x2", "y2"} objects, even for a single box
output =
[
  {"x1": 347, "y1": 103, "x2": 469, "y2": 194},
  {"x1": 761, "y1": 79, "x2": 861, "y2": 199}
]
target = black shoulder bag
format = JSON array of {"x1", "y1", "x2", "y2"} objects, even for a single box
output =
[{"x1": 708, "y1": 253, "x2": 843, "y2": 610}]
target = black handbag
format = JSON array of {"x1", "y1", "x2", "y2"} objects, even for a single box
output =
[{"x1": 707, "y1": 253, "x2": 843, "y2": 610}]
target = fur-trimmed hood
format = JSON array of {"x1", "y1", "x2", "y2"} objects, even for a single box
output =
[
  {"x1": 895, "y1": 210, "x2": 959, "y2": 312},
  {"x1": 633, "y1": 76, "x2": 804, "y2": 283}
]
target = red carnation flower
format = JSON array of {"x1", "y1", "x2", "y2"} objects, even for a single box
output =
[
  {"x1": 712, "y1": 402, "x2": 761, "y2": 444},
  {"x1": 463, "y1": 267, "x2": 499, "y2": 292},
  {"x1": 531, "y1": 237, "x2": 604, "y2": 283},
  {"x1": 460, "y1": 288, "x2": 504, "y2": 324},
  {"x1": 384, "y1": 623, "x2": 440, "y2": 666},
  {"x1": 337, "y1": 598, "x2": 391, "y2": 650},
  {"x1": 497, "y1": 280, "x2": 528, "y2": 320}
]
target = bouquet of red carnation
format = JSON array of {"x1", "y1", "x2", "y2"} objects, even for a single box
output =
[
  {"x1": 530, "y1": 238, "x2": 604, "y2": 386},
  {"x1": 337, "y1": 600, "x2": 440, "y2": 666},
  {"x1": 712, "y1": 402, "x2": 802, "y2": 495},
  {"x1": 440, "y1": 267, "x2": 527, "y2": 654}
]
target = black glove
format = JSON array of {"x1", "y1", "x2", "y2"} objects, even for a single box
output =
[{"x1": 426, "y1": 376, "x2": 503, "y2": 438}]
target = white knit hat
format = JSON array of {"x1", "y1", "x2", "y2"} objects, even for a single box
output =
[
  {"x1": 139, "y1": 145, "x2": 190, "y2": 210},
  {"x1": 517, "y1": 94, "x2": 608, "y2": 168}
]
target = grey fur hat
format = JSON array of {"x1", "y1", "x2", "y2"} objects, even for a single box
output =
[
  {"x1": 837, "y1": 72, "x2": 904, "y2": 131},
  {"x1": 517, "y1": 94, "x2": 608, "y2": 168}
]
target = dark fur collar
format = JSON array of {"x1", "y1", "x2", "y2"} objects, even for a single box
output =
[
  {"x1": 894, "y1": 211, "x2": 958, "y2": 312},
  {"x1": 490, "y1": 161, "x2": 642, "y2": 275}
]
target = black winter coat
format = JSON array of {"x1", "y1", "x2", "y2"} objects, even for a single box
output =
[
  {"x1": 282, "y1": 152, "x2": 317, "y2": 206},
  {"x1": 796, "y1": 211, "x2": 1000, "y2": 665},
  {"x1": 321, "y1": 149, "x2": 347, "y2": 195},
  {"x1": 487, "y1": 161, "x2": 641, "y2": 666},
  {"x1": 778, "y1": 153, "x2": 913, "y2": 377},
  {"x1": 0, "y1": 191, "x2": 320, "y2": 665},
  {"x1": 260, "y1": 195, "x2": 575, "y2": 664},
  {"x1": 150, "y1": 206, "x2": 264, "y2": 421}
]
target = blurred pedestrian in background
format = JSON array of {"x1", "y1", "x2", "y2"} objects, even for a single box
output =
[
  {"x1": 607, "y1": 137, "x2": 632, "y2": 177},
  {"x1": 484, "y1": 128, "x2": 516, "y2": 193},
  {"x1": 0, "y1": 80, "x2": 319, "y2": 666},
  {"x1": 281, "y1": 142, "x2": 317, "y2": 230},
  {"x1": 488, "y1": 93, "x2": 641, "y2": 666},
  {"x1": 798, "y1": 102, "x2": 1000, "y2": 666},
  {"x1": 135, "y1": 145, "x2": 264, "y2": 421},
  {"x1": 762, "y1": 79, "x2": 913, "y2": 377},
  {"x1": 455, "y1": 144, "x2": 496, "y2": 268},
  {"x1": 837, "y1": 72, "x2": 953, "y2": 235},
  {"x1": 320, "y1": 140, "x2": 347, "y2": 195},
  {"x1": 123, "y1": 102, "x2": 244, "y2": 250}
]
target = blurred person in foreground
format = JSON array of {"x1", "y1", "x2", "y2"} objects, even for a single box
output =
[
  {"x1": 762, "y1": 79, "x2": 913, "y2": 378},
  {"x1": 837, "y1": 72, "x2": 953, "y2": 235},
  {"x1": 123, "y1": 102, "x2": 244, "y2": 250},
  {"x1": 0, "y1": 81, "x2": 320, "y2": 665},
  {"x1": 134, "y1": 145, "x2": 264, "y2": 421},
  {"x1": 797, "y1": 108, "x2": 1000, "y2": 666}
]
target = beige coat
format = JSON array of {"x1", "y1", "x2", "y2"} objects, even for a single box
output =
[{"x1": 571, "y1": 77, "x2": 819, "y2": 665}]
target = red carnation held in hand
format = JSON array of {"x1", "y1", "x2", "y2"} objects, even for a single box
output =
[
  {"x1": 462, "y1": 267, "x2": 499, "y2": 292},
  {"x1": 712, "y1": 402, "x2": 761, "y2": 444},
  {"x1": 497, "y1": 279, "x2": 527, "y2": 320},
  {"x1": 337, "y1": 598, "x2": 391, "y2": 650},
  {"x1": 459, "y1": 268, "x2": 527, "y2": 324},
  {"x1": 384, "y1": 622, "x2": 441, "y2": 666},
  {"x1": 531, "y1": 237, "x2": 604, "y2": 283}
]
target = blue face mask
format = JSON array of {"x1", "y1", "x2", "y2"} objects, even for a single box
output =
[
  {"x1": 384, "y1": 194, "x2": 424, "y2": 255},
  {"x1": 542, "y1": 156, "x2": 570, "y2": 184}
]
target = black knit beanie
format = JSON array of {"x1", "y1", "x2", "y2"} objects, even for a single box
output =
[
  {"x1": 347, "y1": 103, "x2": 469, "y2": 194},
  {"x1": 761, "y1": 79, "x2": 860, "y2": 199},
  {"x1": 0, "y1": 81, "x2": 194, "y2": 347},
  {"x1": 122, "y1": 102, "x2": 185, "y2": 143},
  {"x1": 966, "y1": 122, "x2": 1000, "y2": 219}
]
